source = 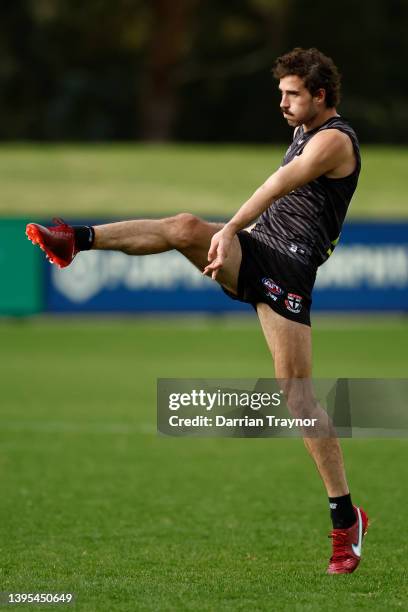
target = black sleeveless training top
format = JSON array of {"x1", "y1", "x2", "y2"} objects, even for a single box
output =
[{"x1": 250, "y1": 116, "x2": 361, "y2": 267}]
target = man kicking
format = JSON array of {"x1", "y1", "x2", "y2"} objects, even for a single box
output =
[{"x1": 26, "y1": 47, "x2": 368, "y2": 574}]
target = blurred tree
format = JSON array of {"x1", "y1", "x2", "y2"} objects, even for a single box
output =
[
  {"x1": 285, "y1": 0, "x2": 408, "y2": 142},
  {"x1": 0, "y1": 0, "x2": 406, "y2": 142},
  {"x1": 174, "y1": 0, "x2": 292, "y2": 142},
  {"x1": 0, "y1": 0, "x2": 148, "y2": 139},
  {"x1": 140, "y1": 0, "x2": 198, "y2": 141}
]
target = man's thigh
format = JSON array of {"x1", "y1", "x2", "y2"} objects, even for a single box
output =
[
  {"x1": 256, "y1": 302, "x2": 312, "y2": 378},
  {"x1": 178, "y1": 220, "x2": 242, "y2": 296}
]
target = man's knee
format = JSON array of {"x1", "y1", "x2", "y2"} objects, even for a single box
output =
[
  {"x1": 277, "y1": 360, "x2": 311, "y2": 381},
  {"x1": 168, "y1": 213, "x2": 203, "y2": 250},
  {"x1": 280, "y1": 377, "x2": 314, "y2": 418}
]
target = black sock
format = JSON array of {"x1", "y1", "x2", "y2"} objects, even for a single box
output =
[
  {"x1": 73, "y1": 226, "x2": 95, "y2": 251},
  {"x1": 329, "y1": 493, "x2": 356, "y2": 529}
]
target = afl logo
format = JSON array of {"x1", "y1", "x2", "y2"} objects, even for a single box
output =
[{"x1": 262, "y1": 277, "x2": 284, "y2": 302}]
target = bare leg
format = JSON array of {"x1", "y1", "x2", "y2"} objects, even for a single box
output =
[
  {"x1": 257, "y1": 303, "x2": 349, "y2": 497},
  {"x1": 94, "y1": 217, "x2": 186, "y2": 255},
  {"x1": 92, "y1": 213, "x2": 242, "y2": 296}
]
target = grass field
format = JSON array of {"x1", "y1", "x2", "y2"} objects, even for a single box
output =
[
  {"x1": 1, "y1": 318, "x2": 408, "y2": 611},
  {"x1": 0, "y1": 144, "x2": 407, "y2": 610},
  {"x1": 0, "y1": 144, "x2": 407, "y2": 218}
]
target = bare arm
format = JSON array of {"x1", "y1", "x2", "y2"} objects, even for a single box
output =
[
  {"x1": 228, "y1": 129, "x2": 351, "y2": 232},
  {"x1": 204, "y1": 129, "x2": 352, "y2": 279}
]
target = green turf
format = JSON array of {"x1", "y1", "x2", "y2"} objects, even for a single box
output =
[
  {"x1": 0, "y1": 144, "x2": 407, "y2": 219},
  {"x1": 1, "y1": 318, "x2": 407, "y2": 611}
]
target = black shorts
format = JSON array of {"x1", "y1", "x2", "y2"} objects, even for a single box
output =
[{"x1": 223, "y1": 231, "x2": 317, "y2": 326}]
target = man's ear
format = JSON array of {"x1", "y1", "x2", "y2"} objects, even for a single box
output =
[{"x1": 314, "y1": 88, "x2": 326, "y2": 105}]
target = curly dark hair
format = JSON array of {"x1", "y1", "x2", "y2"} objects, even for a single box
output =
[{"x1": 273, "y1": 47, "x2": 341, "y2": 108}]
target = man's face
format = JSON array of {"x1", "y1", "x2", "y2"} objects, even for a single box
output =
[{"x1": 278, "y1": 75, "x2": 322, "y2": 127}]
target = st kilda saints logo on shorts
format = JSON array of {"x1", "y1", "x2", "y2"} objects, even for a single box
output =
[
  {"x1": 262, "y1": 277, "x2": 284, "y2": 302},
  {"x1": 285, "y1": 293, "x2": 303, "y2": 314}
]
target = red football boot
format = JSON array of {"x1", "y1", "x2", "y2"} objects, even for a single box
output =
[
  {"x1": 26, "y1": 218, "x2": 77, "y2": 268},
  {"x1": 327, "y1": 506, "x2": 369, "y2": 574}
]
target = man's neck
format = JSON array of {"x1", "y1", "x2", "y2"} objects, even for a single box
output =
[{"x1": 303, "y1": 108, "x2": 338, "y2": 133}]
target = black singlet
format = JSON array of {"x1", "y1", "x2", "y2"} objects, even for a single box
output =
[{"x1": 250, "y1": 116, "x2": 361, "y2": 267}]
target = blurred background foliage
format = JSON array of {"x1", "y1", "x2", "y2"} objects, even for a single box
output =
[{"x1": 0, "y1": 0, "x2": 407, "y2": 143}]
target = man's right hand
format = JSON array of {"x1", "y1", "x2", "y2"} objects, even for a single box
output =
[{"x1": 203, "y1": 226, "x2": 236, "y2": 281}]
